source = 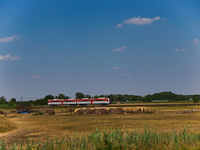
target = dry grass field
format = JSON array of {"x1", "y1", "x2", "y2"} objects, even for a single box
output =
[
  {"x1": 1, "y1": 105, "x2": 200, "y2": 145},
  {"x1": 0, "y1": 118, "x2": 16, "y2": 133}
]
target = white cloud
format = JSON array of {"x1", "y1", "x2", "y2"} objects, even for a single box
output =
[
  {"x1": 40, "y1": 46, "x2": 46, "y2": 50},
  {"x1": 174, "y1": 38, "x2": 199, "y2": 53},
  {"x1": 33, "y1": 75, "x2": 41, "y2": 79},
  {"x1": 116, "y1": 16, "x2": 161, "y2": 28},
  {"x1": 112, "y1": 46, "x2": 126, "y2": 52},
  {"x1": 0, "y1": 35, "x2": 20, "y2": 42},
  {"x1": 191, "y1": 38, "x2": 199, "y2": 46},
  {"x1": 112, "y1": 67, "x2": 120, "y2": 70},
  {"x1": 33, "y1": 75, "x2": 47, "y2": 79},
  {"x1": 174, "y1": 48, "x2": 188, "y2": 52},
  {"x1": 0, "y1": 54, "x2": 20, "y2": 61}
]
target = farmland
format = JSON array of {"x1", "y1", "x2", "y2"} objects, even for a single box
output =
[{"x1": 1, "y1": 104, "x2": 200, "y2": 149}]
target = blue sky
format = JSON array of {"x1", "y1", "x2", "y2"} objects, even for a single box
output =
[{"x1": 0, "y1": 0, "x2": 200, "y2": 100}]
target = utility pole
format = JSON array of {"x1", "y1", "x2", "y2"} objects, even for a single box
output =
[{"x1": 21, "y1": 97, "x2": 22, "y2": 102}]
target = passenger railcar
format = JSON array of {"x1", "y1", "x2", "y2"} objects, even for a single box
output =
[{"x1": 48, "y1": 98, "x2": 110, "y2": 106}]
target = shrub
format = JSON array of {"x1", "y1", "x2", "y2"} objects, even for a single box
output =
[{"x1": 45, "y1": 109, "x2": 55, "y2": 115}]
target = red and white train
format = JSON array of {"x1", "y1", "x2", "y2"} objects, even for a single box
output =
[{"x1": 48, "y1": 98, "x2": 110, "y2": 106}]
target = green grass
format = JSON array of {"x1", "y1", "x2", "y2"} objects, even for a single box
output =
[
  {"x1": 0, "y1": 104, "x2": 16, "y2": 109},
  {"x1": 1, "y1": 126, "x2": 200, "y2": 150}
]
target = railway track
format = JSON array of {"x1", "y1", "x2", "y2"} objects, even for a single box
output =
[
  {"x1": 31, "y1": 103, "x2": 200, "y2": 109},
  {"x1": 110, "y1": 103, "x2": 200, "y2": 107}
]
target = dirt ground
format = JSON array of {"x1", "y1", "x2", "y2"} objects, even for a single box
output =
[{"x1": 1, "y1": 105, "x2": 200, "y2": 144}]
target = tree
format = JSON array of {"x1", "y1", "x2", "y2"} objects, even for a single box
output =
[
  {"x1": 0, "y1": 96, "x2": 7, "y2": 104},
  {"x1": 143, "y1": 95, "x2": 152, "y2": 102},
  {"x1": 193, "y1": 98, "x2": 199, "y2": 104},
  {"x1": 85, "y1": 94, "x2": 91, "y2": 98},
  {"x1": 94, "y1": 95, "x2": 99, "y2": 99},
  {"x1": 44, "y1": 95, "x2": 55, "y2": 100},
  {"x1": 108, "y1": 94, "x2": 118, "y2": 102},
  {"x1": 75, "y1": 92, "x2": 85, "y2": 99},
  {"x1": 33, "y1": 95, "x2": 55, "y2": 105},
  {"x1": 99, "y1": 95, "x2": 105, "y2": 98},
  {"x1": 56, "y1": 94, "x2": 67, "y2": 99},
  {"x1": 8, "y1": 98, "x2": 16, "y2": 107},
  {"x1": 10, "y1": 98, "x2": 16, "y2": 103}
]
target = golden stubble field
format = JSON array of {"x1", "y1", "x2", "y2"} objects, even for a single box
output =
[{"x1": 1, "y1": 105, "x2": 200, "y2": 144}]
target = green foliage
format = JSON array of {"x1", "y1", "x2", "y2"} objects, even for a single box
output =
[
  {"x1": 1, "y1": 91, "x2": 200, "y2": 107},
  {"x1": 193, "y1": 99, "x2": 199, "y2": 104},
  {"x1": 85, "y1": 94, "x2": 91, "y2": 98},
  {"x1": 55, "y1": 94, "x2": 69, "y2": 99},
  {"x1": 29, "y1": 92, "x2": 200, "y2": 105},
  {"x1": 33, "y1": 95, "x2": 55, "y2": 105},
  {"x1": 75, "y1": 92, "x2": 85, "y2": 99},
  {"x1": 8, "y1": 101, "x2": 14, "y2": 107},
  {"x1": 2, "y1": 127, "x2": 200, "y2": 149},
  {"x1": 9, "y1": 98, "x2": 16, "y2": 103},
  {"x1": 8, "y1": 98, "x2": 16, "y2": 107},
  {"x1": 99, "y1": 94, "x2": 106, "y2": 98},
  {"x1": 142, "y1": 91, "x2": 196, "y2": 102},
  {"x1": 32, "y1": 112, "x2": 44, "y2": 115},
  {"x1": 108, "y1": 94, "x2": 142, "y2": 102},
  {"x1": 94, "y1": 95, "x2": 99, "y2": 98},
  {"x1": 33, "y1": 94, "x2": 71, "y2": 105},
  {"x1": 0, "y1": 96, "x2": 7, "y2": 104},
  {"x1": 143, "y1": 94, "x2": 153, "y2": 102}
]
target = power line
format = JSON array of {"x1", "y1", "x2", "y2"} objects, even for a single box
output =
[{"x1": 17, "y1": 96, "x2": 43, "y2": 102}]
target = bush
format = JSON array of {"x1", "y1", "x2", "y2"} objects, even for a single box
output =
[
  {"x1": 45, "y1": 109, "x2": 55, "y2": 115},
  {"x1": 193, "y1": 99, "x2": 199, "y2": 104}
]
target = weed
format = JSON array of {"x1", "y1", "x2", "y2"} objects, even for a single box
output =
[{"x1": 2, "y1": 127, "x2": 200, "y2": 149}]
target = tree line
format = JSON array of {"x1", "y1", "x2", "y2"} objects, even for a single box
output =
[
  {"x1": 0, "y1": 91, "x2": 200, "y2": 106},
  {"x1": 0, "y1": 96, "x2": 16, "y2": 106}
]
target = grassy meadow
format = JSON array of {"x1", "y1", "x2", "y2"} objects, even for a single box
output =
[{"x1": 1, "y1": 104, "x2": 200, "y2": 149}]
